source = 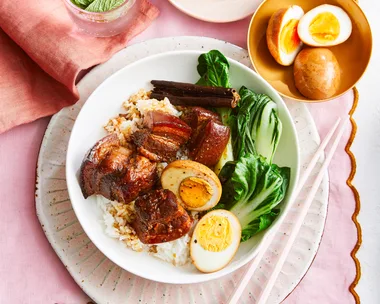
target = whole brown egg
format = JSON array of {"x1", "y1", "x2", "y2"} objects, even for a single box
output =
[{"x1": 293, "y1": 48, "x2": 341, "y2": 100}]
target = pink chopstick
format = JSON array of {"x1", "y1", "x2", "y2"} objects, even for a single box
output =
[{"x1": 228, "y1": 116, "x2": 349, "y2": 304}]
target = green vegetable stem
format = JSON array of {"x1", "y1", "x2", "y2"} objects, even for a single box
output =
[{"x1": 235, "y1": 86, "x2": 283, "y2": 164}]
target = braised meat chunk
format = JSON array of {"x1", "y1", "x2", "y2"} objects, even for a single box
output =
[
  {"x1": 132, "y1": 111, "x2": 191, "y2": 162},
  {"x1": 143, "y1": 111, "x2": 191, "y2": 145},
  {"x1": 112, "y1": 155, "x2": 158, "y2": 203},
  {"x1": 180, "y1": 107, "x2": 230, "y2": 167},
  {"x1": 132, "y1": 130, "x2": 180, "y2": 162},
  {"x1": 190, "y1": 120, "x2": 230, "y2": 167},
  {"x1": 79, "y1": 134, "x2": 158, "y2": 204},
  {"x1": 180, "y1": 106, "x2": 222, "y2": 148},
  {"x1": 94, "y1": 145, "x2": 133, "y2": 200},
  {"x1": 80, "y1": 134, "x2": 122, "y2": 198},
  {"x1": 133, "y1": 189, "x2": 193, "y2": 244},
  {"x1": 181, "y1": 106, "x2": 221, "y2": 126}
]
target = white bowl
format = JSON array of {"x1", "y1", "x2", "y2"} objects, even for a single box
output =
[{"x1": 66, "y1": 50, "x2": 300, "y2": 284}]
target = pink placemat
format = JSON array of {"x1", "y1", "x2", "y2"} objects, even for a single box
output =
[
  {"x1": 0, "y1": 0, "x2": 360, "y2": 303},
  {"x1": 284, "y1": 92, "x2": 360, "y2": 303}
]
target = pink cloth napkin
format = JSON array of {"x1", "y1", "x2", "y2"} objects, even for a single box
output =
[{"x1": 0, "y1": 0, "x2": 159, "y2": 133}]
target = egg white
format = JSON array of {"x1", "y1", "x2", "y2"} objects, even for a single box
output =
[
  {"x1": 276, "y1": 5, "x2": 305, "y2": 66},
  {"x1": 190, "y1": 210, "x2": 241, "y2": 273},
  {"x1": 298, "y1": 4, "x2": 352, "y2": 47}
]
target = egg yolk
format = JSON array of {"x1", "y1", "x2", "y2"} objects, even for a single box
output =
[
  {"x1": 196, "y1": 216, "x2": 232, "y2": 252},
  {"x1": 179, "y1": 177, "x2": 213, "y2": 208},
  {"x1": 308, "y1": 12, "x2": 340, "y2": 44},
  {"x1": 280, "y1": 19, "x2": 301, "y2": 54}
]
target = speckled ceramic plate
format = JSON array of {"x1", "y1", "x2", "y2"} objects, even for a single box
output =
[{"x1": 35, "y1": 36, "x2": 329, "y2": 304}]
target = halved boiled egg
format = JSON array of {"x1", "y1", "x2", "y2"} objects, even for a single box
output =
[
  {"x1": 190, "y1": 210, "x2": 241, "y2": 273},
  {"x1": 266, "y1": 5, "x2": 305, "y2": 66},
  {"x1": 298, "y1": 5, "x2": 352, "y2": 47},
  {"x1": 160, "y1": 160, "x2": 222, "y2": 211}
]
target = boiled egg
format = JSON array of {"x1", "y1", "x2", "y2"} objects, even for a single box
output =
[
  {"x1": 266, "y1": 5, "x2": 305, "y2": 66},
  {"x1": 160, "y1": 160, "x2": 222, "y2": 211},
  {"x1": 190, "y1": 210, "x2": 241, "y2": 273},
  {"x1": 294, "y1": 48, "x2": 341, "y2": 99},
  {"x1": 298, "y1": 5, "x2": 352, "y2": 47}
]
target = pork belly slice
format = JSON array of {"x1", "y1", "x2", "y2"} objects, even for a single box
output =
[
  {"x1": 180, "y1": 107, "x2": 230, "y2": 167},
  {"x1": 180, "y1": 106, "x2": 222, "y2": 149},
  {"x1": 143, "y1": 111, "x2": 191, "y2": 145},
  {"x1": 189, "y1": 120, "x2": 230, "y2": 167},
  {"x1": 133, "y1": 189, "x2": 193, "y2": 244},
  {"x1": 94, "y1": 145, "x2": 133, "y2": 199},
  {"x1": 132, "y1": 111, "x2": 191, "y2": 162},
  {"x1": 132, "y1": 129, "x2": 180, "y2": 162},
  {"x1": 180, "y1": 106, "x2": 222, "y2": 127},
  {"x1": 79, "y1": 134, "x2": 158, "y2": 203},
  {"x1": 80, "y1": 134, "x2": 121, "y2": 198},
  {"x1": 112, "y1": 155, "x2": 158, "y2": 203}
]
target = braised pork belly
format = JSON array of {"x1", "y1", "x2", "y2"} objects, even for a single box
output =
[
  {"x1": 79, "y1": 134, "x2": 158, "y2": 204},
  {"x1": 132, "y1": 111, "x2": 191, "y2": 162},
  {"x1": 133, "y1": 189, "x2": 193, "y2": 244}
]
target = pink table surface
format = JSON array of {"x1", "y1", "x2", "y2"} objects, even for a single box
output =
[{"x1": 0, "y1": 1, "x2": 359, "y2": 303}]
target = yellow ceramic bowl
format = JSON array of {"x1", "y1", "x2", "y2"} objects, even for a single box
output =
[{"x1": 247, "y1": 0, "x2": 372, "y2": 102}]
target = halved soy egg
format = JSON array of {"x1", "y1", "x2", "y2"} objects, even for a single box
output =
[
  {"x1": 266, "y1": 5, "x2": 305, "y2": 66},
  {"x1": 298, "y1": 5, "x2": 352, "y2": 47},
  {"x1": 160, "y1": 160, "x2": 222, "y2": 211},
  {"x1": 190, "y1": 210, "x2": 241, "y2": 273}
]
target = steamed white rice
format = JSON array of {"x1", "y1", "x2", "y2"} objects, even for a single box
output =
[{"x1": 135, "y1": 97, "x2": 181, "y2": 117}]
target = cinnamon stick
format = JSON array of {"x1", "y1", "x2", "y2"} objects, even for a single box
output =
[{"x1": 151, "y1": 80, "x2": 240, "y2": 108}]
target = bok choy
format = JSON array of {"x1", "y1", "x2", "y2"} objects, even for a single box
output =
[
  {"x1": 234, "y1": 87, "x2": 282, "y2": 164},
  {"x1": 196, "y1": 50, "x2": 231, "y2": 88},
  {"x1": 217, "y1": 154, "x2": 290, "y2": 241}
]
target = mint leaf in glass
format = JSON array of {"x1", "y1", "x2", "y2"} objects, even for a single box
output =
[
  {"x1": 85, "y1": 0, "x2": 125, "y2": 12},
  {"x1": 71, "y1": 0, "x2": 94, "y2": 9}
]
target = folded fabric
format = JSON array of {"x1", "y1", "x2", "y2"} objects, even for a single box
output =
[{"x1": 0, "y1": 0, "x2": 159, "y2": 133}]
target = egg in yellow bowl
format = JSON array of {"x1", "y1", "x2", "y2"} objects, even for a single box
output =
[
  {"x1": 298, "y1": 4, "x2": 352, "y2": 47},
  {"x1": 266, "y1": 5, "x2": 305, "y2": 66},
  {"x1": 190, "y1": 210, "x2": 241, "y2": 273},
  {"x1": 247, "y1": 0, "x2": 372, "y2": 102}
]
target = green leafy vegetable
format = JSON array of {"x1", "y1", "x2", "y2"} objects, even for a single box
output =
[
  {"x1": 195, "y1": 50, "x2": 233, "y2": 130},
  {"x1": 217, "y1": 154, "x2": 290, "y2": 241},
  {"x1": 71, "y1": 0, "x2": 125, "y2": 12},
  {"x1": 234, "y1": 86, "x2": 282, "y2": 164},
  {"x1": 240, "y1": 210, "x2": 280, "y2": 242},
  {"x1": 196, "y1": 50, "x2": 231, "y2": 88}
]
